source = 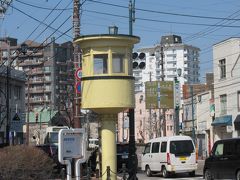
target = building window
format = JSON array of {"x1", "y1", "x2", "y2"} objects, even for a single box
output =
[
  {"x1": 238, "y1": 91, "x2": 240, "y2": 112},
  {"x1": 219, "y1": 59, "x2": 226, "y2": 79},
  {"x1": 14, "y1": 86, "x2": 21, "y2": 100},
  {"x1": 112, "y1": 54, "x2": 124, "y2": 73},
  {"x1": 94, "y1": 54, "x2": 108, "y2": 74},
  {"x1": 220, "y1": 94, "x2": 227, "y2": 115}
]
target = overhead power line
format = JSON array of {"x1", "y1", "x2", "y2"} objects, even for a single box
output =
[
  {"x1": 0, "y1": 0, "x2": 72, "y2": 39},
  {"x1": 88, "y1": 0, "x2": 240, "y2": 21},
  {"x1": 85, "y1": 9, "x2": 240, "y2": 28},
  {"x1": 25, "y1": 0, "x2": 65, "y2": 41},
  {"x1": 15, "y1": 0, "x2": 240, "y2": 21},
  {"x1": 15, "y1": 0, "x2": 72, "y2": 11}
]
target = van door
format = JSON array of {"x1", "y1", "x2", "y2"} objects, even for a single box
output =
[
  {"x1": 169, "y1": 140, "x2": 195, "y2": 167},
  {"x1": 218, "y1": 140, "x2": 237, "y2": 179},
  {"x1": 151, "y1": 142, "x2": 161, "y2": 171},
  {"x1": 159, "y1": 141, "x2": 167, "y2": 167},
  {"x1": 141, "y1": 143, "x2": 152, "y2": 171}
]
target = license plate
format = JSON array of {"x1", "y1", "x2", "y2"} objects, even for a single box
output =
[{"x1": 179, "y1": 157, "x2": 186, "y2": 161}]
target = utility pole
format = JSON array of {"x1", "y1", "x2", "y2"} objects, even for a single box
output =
[
  {"x1": 73, "y1": 0, "x2": 81, "y2": 128},
  {"x1": 190, "y1": 85, "x2": 195, "y2": 144},
  {"x1": 26, "y1": 73, "x2": 30, "y2": 145},
  {"x1": 5, "y1": 41, "x2": 10, "y2": 145},
  {"x1": 159, "y1": 45, "x2": 167, "y2": 136},
  {"x1": 149, "y1": 72, "x2": 152, "y2": 139},
  {"x1": 128, "y1": 0, "x2": 138, "y2": 179}
]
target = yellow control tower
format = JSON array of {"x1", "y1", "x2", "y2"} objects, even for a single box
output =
[{"x1": 75, "y1": 31, "x2": 139, "y2": 180}]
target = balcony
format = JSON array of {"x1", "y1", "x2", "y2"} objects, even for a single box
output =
[
  {"x1": 59, "y1": 70, "x2": 68, "y2": 75},
  {"x1": 59, "y1": 80, "x2": 68, "y2": 84},
  {"x1": 29, "y1": 98, "x2": 50, "y2": 104},
  {"x1": 56, "y1": 61, "x2": 67, "y2": 65},
  {"x1": 29, "y1": 78, "x2": 44, "y2": 84},
  {"x1": 28, "y1": 87, "x2": 45, "y2": 93},
  {"x1": 19, "y1": 60, "x2": 43, "y2": 67}
]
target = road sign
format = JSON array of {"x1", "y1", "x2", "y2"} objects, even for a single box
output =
[
  {"x1": 12, "y1": 113, "x2": 20, "y2": 121},
  {"x1": 75, "y1": 68, "x2": 82, "y2": 81},
  {"x1": 145, "y1": 81, "x2": 174, "y2": 109},
  {"x1": 75, "y1": 82, "x2": 81, "y2": 94}
]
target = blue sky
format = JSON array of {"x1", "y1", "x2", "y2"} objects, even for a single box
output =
[{"x1": 1, "y1": 0, "x2": 240, "y2": 81}]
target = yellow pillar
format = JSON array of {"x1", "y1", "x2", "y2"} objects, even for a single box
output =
[{"x1": 101, "y1": 114, "x2": 117, "y2": 180}]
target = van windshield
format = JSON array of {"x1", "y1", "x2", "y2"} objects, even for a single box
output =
[{"x1": 170, "y1": 140, "x2": 194, "y2": 156}]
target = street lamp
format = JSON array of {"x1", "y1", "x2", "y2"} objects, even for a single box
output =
[{"x1": 174, "y1": 68, "x2": 182, "y2": 135}]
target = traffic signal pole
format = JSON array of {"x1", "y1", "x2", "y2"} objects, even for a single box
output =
[{"x1": 128, "y1": 0, "x2": 138, "y2": 179}]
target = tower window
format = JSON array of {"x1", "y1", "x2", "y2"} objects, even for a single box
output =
[
  {"x1": 94, "y1": 54, "x2": 108, "y2": 74},
  {"x1": 112, "y1": 54, "x2": 124, "y2": 73}
]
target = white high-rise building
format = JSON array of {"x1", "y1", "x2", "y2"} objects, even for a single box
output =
[{"x1": 134, "y1": 35, "x2": 200, "y2": 93}]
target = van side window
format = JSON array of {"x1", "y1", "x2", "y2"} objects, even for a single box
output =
[
  {"x1": 214, "y1": 143, "x2": 223, "y2": 156},
  {"x1": 144, "y1": 143, "x2": 151, "y2": 154},
  {"x1": 223, "y1": 141, "x2": 235, "y2": 156},
  {"x1": 161, "y1": 142, "x2": 167, "y2": 152},
  {"x1": 236, "y1": 141, "x2": 240, "y2": 155},
  {"x1": 152, "y1": 142, "x2": 160, "y2": 153}
]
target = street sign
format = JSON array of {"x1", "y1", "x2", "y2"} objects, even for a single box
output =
[
  {"x1": 12, "y1": 113, "x2": 20, "y2": 121},
  {"x1": 145, "y1": 81, "x2": 174, "y2": 109},
  {"x1": 75, "y1": 68, "x2": 82, "y2": 81},
  {"x1": 75, "y1": 82, "x2": 81, "y2": 94}
]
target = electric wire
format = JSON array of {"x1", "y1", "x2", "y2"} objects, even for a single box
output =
[
  {"x1": 24, "y1": 0, "x2": 64, "y2": 41},
  {"x1": 15, "y1": 0, "x2": 72, "y2": 11},
  {"x1": 0, "y1": 0, "x2": 72, "y2": 39},
  {"x1": 87, "y1": 0, "x2": 240, "y2": 21},
  {"x1": 0, "y1": 0, "x2": 73, "y2": 68},
  {"x1": 30, "y1": 0, "x2": 73, "y2": 43},
  {"x1": 85, "y1": 9, "x2": 240, "y2": 28}
]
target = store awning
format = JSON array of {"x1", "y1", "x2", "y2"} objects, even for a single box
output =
[
  {"x1": 234, "y1": 114, "x2": 240, "y2": 130},
  {"x1": 211, "y1": 115, "x2": 232, "y2": 126}
]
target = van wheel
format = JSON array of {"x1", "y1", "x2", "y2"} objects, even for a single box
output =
[
  {"x1": 205, "y1": 169, "x2": 213, "y2": 180},
  {"x1": 236, "y1": 170, "x2": 240, "y2": 180},
  {"x1": 162, "y1": 167, "x2": 169, "y2": 178},
  {"x1": 189, "y1": 171, "x2": 195, "y2": 177},
  {"x1": 145, "y1": 166, "x2": 152, "y2": 177}
]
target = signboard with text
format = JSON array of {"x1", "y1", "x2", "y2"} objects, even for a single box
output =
[
  {"x1": 145, "y1": 81, "x2": 174, "y2": 109},
  {"x1": 58, "y1": 128, "x2": 86, "y2": 161}
]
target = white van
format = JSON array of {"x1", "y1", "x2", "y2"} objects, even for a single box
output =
[{"x1": 141, "y1": 135, "x2": 197, "y2": 178}]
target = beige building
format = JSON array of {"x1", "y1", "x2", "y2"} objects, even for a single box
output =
[{"x1": 212, "y1": 37, "x2": 240, "y2": 140}]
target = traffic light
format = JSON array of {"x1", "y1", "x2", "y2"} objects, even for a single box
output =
[
  {"x1": 35, "y1": 113, "x2": 38, "y2": 123},
  {"x1": 132, "y1": 52, "x2": 146, "y2": 69}
]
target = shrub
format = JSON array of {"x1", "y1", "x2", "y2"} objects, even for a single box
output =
[{"x1": 0, "y1": 145, "x2": 55, "y2": 180}]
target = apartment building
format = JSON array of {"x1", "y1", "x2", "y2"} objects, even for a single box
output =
[
  {"x1": 0, "y1": 37, "x2": 74, "y2": 112},
  {"x1": 212, "y1": 37, "x2": 240, "y2": 141},
  {"x1": 134, "y1": 34, "x2": 200, "y2": 93}
]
